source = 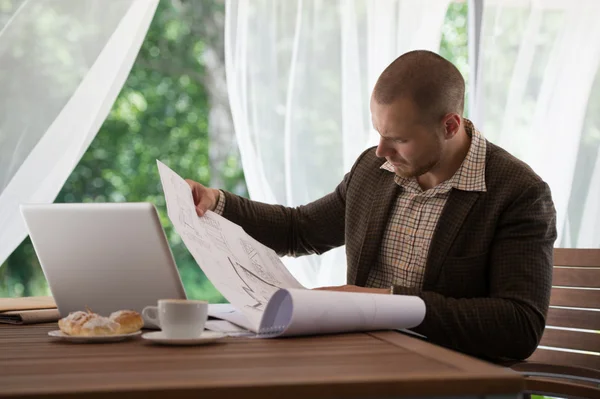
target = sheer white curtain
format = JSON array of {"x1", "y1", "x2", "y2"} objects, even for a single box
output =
[
  {"x1": 225, "y1": 0, "x2": 450, "y2": 287},
  {"x1": 472, "y1": 0, "x2": 600, "y2": 247},
  {"x1": 0, "y1": 0, "x2": 158, "y2": 265}
]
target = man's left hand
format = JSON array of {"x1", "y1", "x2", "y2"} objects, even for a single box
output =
[{"x1": 314, "y1": 285, "x2": 389, "y2": 295}]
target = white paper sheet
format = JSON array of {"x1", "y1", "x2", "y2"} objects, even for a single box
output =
[
  {"x1": 156, "y1": 160, "x2": 426, "y2": 337},
  {"x1": 207, "y1": 303, "x2": 253, "y2": 331},
  {"x1": 259, "y1": 288, "x2": 426, "y2": 337},
  {"x1": 206, "y1": 320, "x2": 252, "y2": 336},
  {"x1": 157, "y1": 160, "x2": 304, "y2": 331}
]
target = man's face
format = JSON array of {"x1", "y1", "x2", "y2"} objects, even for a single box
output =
[{"x1": 371, "y1": 97, "x2": 444, "y2": 178}]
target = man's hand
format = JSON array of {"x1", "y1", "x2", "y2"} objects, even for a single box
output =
[
  {"x1": 185, "y1": 179, "x2": 221, "y2": 216},
  {"x1": 314, "y1": 285, "x2": 390, "y2": 295}
]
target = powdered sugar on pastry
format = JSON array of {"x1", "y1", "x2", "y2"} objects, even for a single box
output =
[
  {"x1": 59, "y1": 311, "x2": 94, "y2": 336},
  {"x1": 109, "y1": 310, "x2": 128, "y2": 319},
  {"x1": 65, "y1": 311, "x2": 91, "y2": 322},
  {"x1": 82, "y1": 316, "x2": 118, "y2": 331}
]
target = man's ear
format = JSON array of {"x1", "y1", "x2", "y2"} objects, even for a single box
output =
[{"x1": 442, "y1": 113, "x2": 461, "y2": 139}]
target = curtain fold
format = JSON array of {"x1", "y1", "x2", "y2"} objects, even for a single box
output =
[
  {"x1": 474, "y1": 0, "x2": 600, "y2": 247},
  {"x1": 225, "y1": 0, "x2": 450, "y2": 287},
  {"x1": 0, "y1": 0, "x2": 159, "y2": 265}
]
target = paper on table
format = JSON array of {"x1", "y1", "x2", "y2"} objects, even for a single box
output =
[
  {"x1": 157, "y1": 160, "x2": 304, "y2": 331},
  {"x1": 207, "y1": 303, "x2": 253, "y2": 331},
  {"x1": 258, "y1": 288, "x2": 426, "y2": 337},
  {"x1": 205, "y1": 319, "x2": 253, "y2": 336},
  {"x1": 0, "y1": 296, "x2": 60, "y2": 325},
  {"x1": 0, "y1": 309, "x2": 61, "y2": 325},
  {"x1": 0, "y1": 296, "x2": 56, "y2": 312}
]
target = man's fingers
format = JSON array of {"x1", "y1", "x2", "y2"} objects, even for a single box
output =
[
  {"x1": 185, "y1": 179, "x2": 209, "y2": 214},
  {"x1": 187, "y1": 182, "x2": 199, "y2": 203},
  {"x1": 185, "y1": 179, "x2": 206, "y2": 205},
  {"x1": 313, "y1": 285, "x2": 360, "y2": 292},
  {"x1": 196, "y1": 194, "x2": 215, "y2": 217},
  {"x1": 185, "y1": 179, "x2": 198, "y2": 200},
  {"x1": 313, "y1": 286, "x2": 345, "y2": 291},
  {"x1": 195, "y1": 198, "x2": 208, "y2": 216}
]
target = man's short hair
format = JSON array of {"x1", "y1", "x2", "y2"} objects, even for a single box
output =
[{"x1": 373, "y1": 50, "x2": 465, "y2": 122}]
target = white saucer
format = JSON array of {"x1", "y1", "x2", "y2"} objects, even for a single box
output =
[
  {"x1": 48, "y1": 330, "x2": 142, "y2": 343},
  {"x1": 141, "y1": 331, "x2": 226, "y2": 346}
]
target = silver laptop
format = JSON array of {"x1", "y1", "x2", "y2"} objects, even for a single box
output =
[{"x1": 20, "y1": 202, "x2": 187, "y2": 326}]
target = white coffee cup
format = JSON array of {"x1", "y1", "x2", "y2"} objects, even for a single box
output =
[{"x1": 142, "y1": 299, "x2": 208, "y2": 339}]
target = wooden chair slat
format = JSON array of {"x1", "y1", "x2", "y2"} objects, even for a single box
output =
[
  {"x1": 554, "y1": 248, "x2": 600, "y2": 268},
  {"x1": 550, "y1": 287, "x2": 600, "y2": 309},
  {"x1": 528, "y1": 348, "x2": 600, "y2": 370},
  {"x1": 553, "y1": 267, "x2": 600, "y2": 288},
  {"x1": 539, "y1": 328, "x2": 600, "y2": 353},
  {"x1": 547, "y1": 307, "x2": 600, "y2": 331},
  {"x1": 525, "y1": 377, "x2": 600, "y2": 399},
  {"x1": 511, "y1": 361, "x2": 600, "y2": 381}
]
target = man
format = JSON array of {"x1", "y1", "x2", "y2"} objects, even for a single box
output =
[{"x1": 186, "y1": 50, "x2": 557, "y2": 362}]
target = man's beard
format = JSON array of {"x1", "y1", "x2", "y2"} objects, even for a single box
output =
[
  {"x1": 393, "y1": 133, "x2": 444, "y2": 178},
  {"x1": 393, "y1": 156, "x2": 440, "y2": 178}
]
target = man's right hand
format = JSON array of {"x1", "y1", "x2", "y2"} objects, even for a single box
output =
[{"x1": 185, "y1": 179, "x2": 220, "y2": 217}]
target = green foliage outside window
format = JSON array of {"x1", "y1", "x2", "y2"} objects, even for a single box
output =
[{"x1": 0, "y1": 0, "x2": 244, "y2": 301}]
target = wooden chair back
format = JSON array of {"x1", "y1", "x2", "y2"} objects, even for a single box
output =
[
  {"x1": 530, "y1": 248, "x2": 600, "y2": 369},
  {"x1": 511, "y1": 248, "x2": 600, "y2": 399}
]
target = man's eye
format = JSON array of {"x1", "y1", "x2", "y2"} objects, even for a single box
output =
[{"x1": 394, "y1": 139, "x2": 407, "y2": 144}]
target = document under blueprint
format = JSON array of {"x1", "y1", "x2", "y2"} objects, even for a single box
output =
[{"x1": 156, "y1": 160, "x2": 426, "y2": 337}]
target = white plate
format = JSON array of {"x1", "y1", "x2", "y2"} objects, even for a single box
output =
[
  {"x1": 48, "y1": 330, "x2": 142, "y2": 343},
  {"x1": 141, "y1": 330, "x2": 226, "y2": 346}
]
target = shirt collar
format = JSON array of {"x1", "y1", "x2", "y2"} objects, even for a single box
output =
[{"x1": 380, "y1": 118, "x2": 487, "y2": 193}]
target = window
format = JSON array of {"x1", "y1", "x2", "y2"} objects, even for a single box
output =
[{"x1": 0, "y1": 0, "x2": 242, "y2": 301}]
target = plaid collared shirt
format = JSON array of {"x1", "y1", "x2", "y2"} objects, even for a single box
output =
[{"x1": 365, "y1": 119, "x2": 487, "y2": 289}]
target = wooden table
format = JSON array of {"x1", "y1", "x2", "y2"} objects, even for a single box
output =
[{"x1": 0, "y1": 323, "x2": 523, "y2": 399}]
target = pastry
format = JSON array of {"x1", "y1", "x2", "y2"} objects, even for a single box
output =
[
  {"x1": 78, "y1": 314, "x2": 119, "y2": 336},
  {"x1": 58, "y1": 310, "x2": 119, "y2": 336},
  {"x1": 58, "y1": 311, "x2": 92, "y2": 336},
  {"x1": 109, "y1": 310, "x2": 144, "y2": 334}
]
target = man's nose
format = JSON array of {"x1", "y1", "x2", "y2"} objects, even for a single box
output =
[{"x1": 375, "y1": 138, "x2": 392, "y2": 158}]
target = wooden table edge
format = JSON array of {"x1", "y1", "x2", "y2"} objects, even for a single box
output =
[{"x1": 368, "y1": 331, "x2": 524, "y2": 388}]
